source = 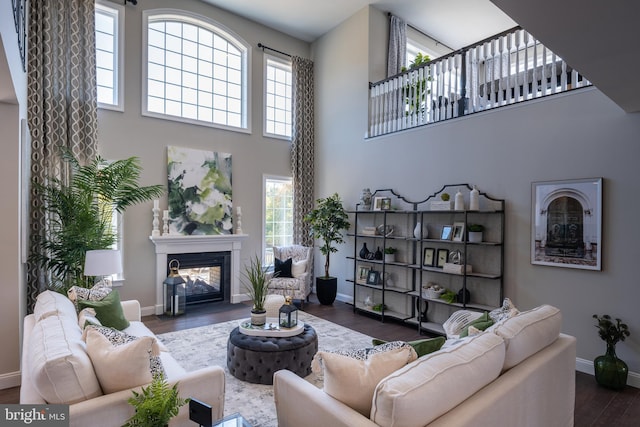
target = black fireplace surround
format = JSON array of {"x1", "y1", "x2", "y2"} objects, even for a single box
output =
[{"x1": 168, "y1": 251, "x2": 231, "y2": 305}]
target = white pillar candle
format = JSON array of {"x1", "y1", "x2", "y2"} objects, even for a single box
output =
[{"x1": 236, "y1": 206, "x2": 242, "y2": 216}]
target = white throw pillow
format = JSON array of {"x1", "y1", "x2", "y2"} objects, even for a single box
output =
[
  {"x1": 291, "y1": 259, "x2": 307, "y2": 278},
  {"x1": 85, "y1": 328, "x2": 161, "y2": 394},
  {"x1": 442, "y1": 310, "x2": 484, "y2": 339},
  {"x1": 311, "y1": 342, "x2": 417, "y2": 416}
]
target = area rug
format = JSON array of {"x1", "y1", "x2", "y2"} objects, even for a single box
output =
[{"x1": 157, "y1": 312, "x2": 373, "y2": 427}]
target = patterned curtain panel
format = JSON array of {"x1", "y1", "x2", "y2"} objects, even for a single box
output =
[
  {"x1": 291, "y1": 56, "x2": 314, "y2": 248},
  {"x1": 387, "y1": 15, "x2": 407, "y2": 77},
  {"x1": 26, "y1": 0, "x2": 99, "y2": 311}
]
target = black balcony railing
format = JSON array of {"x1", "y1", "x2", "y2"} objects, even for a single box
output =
[{"x1": 368, "y1": 27, "x2": 591, "y2": 137}]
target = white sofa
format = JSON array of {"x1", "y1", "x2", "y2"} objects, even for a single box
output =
[
  {"x1": 20, "y1": 290, "x2": 225, "y2": 427},
  {"x1": 274, "y1": 305, "x2": 577, "y2": 427}
]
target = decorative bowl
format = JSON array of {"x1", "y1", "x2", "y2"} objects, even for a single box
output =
[{"x1": 377, "y1": 224, "x2": 394, "y2": 237}]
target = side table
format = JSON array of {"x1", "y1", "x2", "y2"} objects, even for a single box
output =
[
  {"x1": 212, "y1": 412, "x2": 253, "y2": 427},
  {"x1": 227, "y1": 324, "x2": 318, "y2": 385}
]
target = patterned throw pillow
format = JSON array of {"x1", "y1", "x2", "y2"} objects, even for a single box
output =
[
  {"x1": 371, "y1": 337, "x2": 446, "y2": 358},
  {"x1": 489, "y1": 298, "x2": 519, "y2": 323},
  {"x1": 84, "y1": 325, "x2": 165, "y2": 379},
  {"x1": 67, "y1": 283, "x2": 112, "y2": 309},
  {"x1": 311, "y1": 341, "x2": 417, "y2": 416},
  {"x1": 78, "y1": 308, "x2": 102, "y2": 329},
  {"x1": 442, "y1": 310, "x2": 484, "y2": 339}
]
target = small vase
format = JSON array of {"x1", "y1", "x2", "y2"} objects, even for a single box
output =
[
  {"x1": 359, "y1": 242, "x2": 370, "y2": 259},
  {"x1": 374, "y1": 247, "x2": 383, "y2": 260},
  {"x1": 594, "y1": 343, "x2": 628, "y2": 390},
  {"x1": 250, "y1": 310, "x2": 267, "y2": 326},
  {"x1": 414, "y1": 222, "x2": 422, "y2": 239},
  {"x1": 384, "y1": 253, "x2": 395, "y2": 263}
]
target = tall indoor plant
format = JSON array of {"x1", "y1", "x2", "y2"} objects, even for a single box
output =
[
  {"x1": 304, "y1": 193, "x2": 350, "y2": 304},
  {"x1": 593, "y1": 314, "x2": 630, "y2": 390},
  {"x1": 242, "y1": 255, "x2": 271, "y2": 325},
  {"x1": 30, "y1": 149, "x2": 164, "y2": 292}
]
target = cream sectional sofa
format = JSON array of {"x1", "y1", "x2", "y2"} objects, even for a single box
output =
[
  {"x1": 274, "y1": 304, "x2": 577, "y2": 427},
  {"x1": 20, "y1": 290, "x2": 225, "y2": 427}
]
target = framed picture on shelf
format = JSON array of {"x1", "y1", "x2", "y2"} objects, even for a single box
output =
[
  {"x1": 366, "y1": 270, "x2": 380, "y2": 285},
  {"x1": 440, "y1": 225, "x2": 453, "y2": 240},
  {"x1": 531, "y1": 177, "x2": 602, "y2": 270},
  {"x1": 423, "y1": 248, "x2": 435, "y2": 266},
  {"x1": 452, "y1": 222, "x2": 465, "y2": 242},
  {"x1": 373, "y1": 197, "x2": 391, "y2": 211},
  {"x1": 436, "y1": 249, "x2": 449, "y2": 268},
  {"x1": 357, "y1": 266, "x2": 370, "y2": 284}
]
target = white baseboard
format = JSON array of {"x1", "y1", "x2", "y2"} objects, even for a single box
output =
[
  {"x1": 0, "y1": 371, "x2": 21, "y2": 390},
  {"x1": 335, "y1": 292, "x2": 353, "y2": 304},
  {"x1": 576, "y1": 357, "x2": 640, "y2": 389}
]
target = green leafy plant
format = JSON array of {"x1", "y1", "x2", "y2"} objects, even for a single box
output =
[
  {"x1": 468, "y1": 224, "x2": 484, "y2": 232},
  {"x1": 384, "y1": 247, "x2": 398, "y2": 254},
  {"x1": 30, "y1": 149, "x2": 164, "y2": 292},
  {"x1": 440, "y1": 193, "x2": 450, "y2": 201},
  {"x1": 439, "y1": 289, "x2": 457, "y2": 304},
  {"x1": 593, "y1": 314, "x2": 630, "y2": 347},
  {"x1": 123, "y1": 376, "x2": 189, "y2": 427},
  {"x1": 304, "y1": 193, "x2": 351, "y2": 278},
  {"x1": 242, "y1": 255, "x2": 272, "y2": 312},
  {"x1": 401, "y1": 52, "x2": 432, "y2": 116}
]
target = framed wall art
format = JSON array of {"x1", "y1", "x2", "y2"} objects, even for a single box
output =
[
  {"x1": 373, "y1": 196, "x2": 391, "y2": 211},
  {"x1": 531, "y1": 178, "x2": 602, "y2": 270},
  {"x1": 366, "y1": 270, "x2": 380, "y2": 285},
  {"x1": 452, "y1": 222, "x2": 465, "y2": 242},
  {"x1": 440, "y1": 225, "x2": 453, "y2": 241},
  {"x1": 423, "y1": 248, "x2": 435, "y2": 266},
  {"x1": 436, "y1": 249, "x2": 449, "y2": 268}
]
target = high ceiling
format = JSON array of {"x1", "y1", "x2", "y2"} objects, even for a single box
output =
[{"x1": 199, "y1": 0, "x2": 516, "y2": 49}]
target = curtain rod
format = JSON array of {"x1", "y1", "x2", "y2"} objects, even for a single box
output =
[
  {"x1": 387, "y1": 12, "x2": 453, "y2": 52},
  {"x1": 258, "y1": 43, "x2": 291, "y2": 58}
]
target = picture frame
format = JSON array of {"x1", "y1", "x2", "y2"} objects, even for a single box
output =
[
  {"x1": 366, "y1": 270, "x2": 380, "y2": 285},
  {"x1": 531, "y1": 177, "x2": 602, "y2": 270},
  {"x1": 436, "y1": 249, "x2": 449, "y2": 268},
  {"x1": 373, "y1": 196, "x2": 391, "y2": 211},
  {"x1": 440, "y1": 225, "x2": 453, "y2": 240},
  {"x1": 423, "y1": 248, "x2": 435, "y2": 266},
  {"x1": 452, "y1": 222, "x2": 465, "y2": 242},
  {"x1": 357, "y1": 265, "x2": 370, "y2": 284}
]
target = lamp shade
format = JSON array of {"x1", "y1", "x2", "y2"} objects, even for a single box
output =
[{"x1": 84, "y1": 249, "x2": 123, "y2": 277}]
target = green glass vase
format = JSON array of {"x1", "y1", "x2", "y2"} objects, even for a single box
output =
[{"x1": 594, "y1": 343, "x2": 628, "y2": 390}]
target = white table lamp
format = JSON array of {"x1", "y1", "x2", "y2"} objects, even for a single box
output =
[{"x1": 84, "y1": 249, "x2": 123, "y2": 287}]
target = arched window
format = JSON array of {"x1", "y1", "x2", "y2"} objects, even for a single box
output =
[{"x1": 143, "y1": 10, "x2": 250, "y2": 131}]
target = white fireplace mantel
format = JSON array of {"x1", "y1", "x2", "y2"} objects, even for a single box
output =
[{"x1": 150, "y1": 234, "x2": 248, "y2": 314}]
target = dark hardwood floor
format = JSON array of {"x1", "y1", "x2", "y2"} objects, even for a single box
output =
[{"x1": 3, "y1": 295, "x2": 638, "y2": 426}]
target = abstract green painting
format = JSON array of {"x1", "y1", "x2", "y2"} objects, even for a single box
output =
[{"x1": 167, "y1": 146, "x2": 233, "y2": 235}]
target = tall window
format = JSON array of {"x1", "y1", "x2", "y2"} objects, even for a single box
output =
[
  {"x1": 264, "y1": 176, "x2": 293, "y2": 264},
  {"x1": 95, "y1": 0, "x2": 124, "y2": 110},
  {"x1": 143, "y1": 10, "x2": 250, "y2": 131},
  {"x1": 264, "y1": 55, "x2": 292, "y2": 139}
]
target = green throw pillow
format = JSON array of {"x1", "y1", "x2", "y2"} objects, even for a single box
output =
[
  {"x1": 78, "y1": 290, "x2": 130, "y2": 330},
  {"x1": 372, "y1": 336, "x2": 446, "y2": 358},
  {"x1": 459, "y1": 312, "x2": 494, "y2": 338}
]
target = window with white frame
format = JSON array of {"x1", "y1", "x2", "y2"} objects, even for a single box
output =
[
  {"x1": 95, "y1": 0, "x2": 124, "y2": 110},
  {"x1": 264, "y1": 55, "x2": 292, "y2": 139},
  {"x1": 143, "y1": 10, "x2": 250, "y2": 131},
  {"x1": 263, "y1": 176, "x2": 293, "y2": 265}
]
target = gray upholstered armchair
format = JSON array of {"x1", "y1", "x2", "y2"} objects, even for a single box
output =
[{"x1": 268, "y1": 245, "x2": 313, "y2": 307}]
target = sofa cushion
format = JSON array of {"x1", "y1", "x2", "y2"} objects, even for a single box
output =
[
  {"x1": 85, "y1": 328, "x2": 161, "y2": 394},
  {"x1": 371, "y1": 332, "x2": 505, "y2": 427},
  {"x1": 490, "y1": 304, "x2": 561, "y2": 370},
  {"x1": 311, "y1": 341, "x2": 417, "y2": 416},
  {"x1": 27, "y1": 314, "x2": 102, "y2": 404},
  {"x1": 442, "y1": 310, "x2": 484, "y2": 339},
  {"x1": 78, "y1": 290, "x2": 130, "y2": 330},
  {"x1": 372, "y1": 337, "x2": 446, "y2": 358},
  {"x1": 33, "y1": 290, "x2": 77, "y2": 322}
]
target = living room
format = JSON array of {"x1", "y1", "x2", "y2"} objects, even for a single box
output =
[{"x1": 1, "y1": 0, "x2": 639, "y2": 423}]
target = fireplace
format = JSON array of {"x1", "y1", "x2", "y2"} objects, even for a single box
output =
[
  {"x1": 168, "y1": 252, "x2": 231, "y2": 304},
  {"x1": 150, "y1": 234, "x2": 247, "y2": 315}
]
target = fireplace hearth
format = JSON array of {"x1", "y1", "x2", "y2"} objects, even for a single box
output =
[{"x1": 169, "y1": 251, "x2": 231, "y2": 304}]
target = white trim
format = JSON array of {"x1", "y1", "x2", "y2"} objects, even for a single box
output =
[
  {"x1": 96, "y1": 0, "x2": 125, "y2": 112},
  {"x1": 0, "y1": 371, "x2": 21, "y2": 390},
  {"x1": 141, "y1": 9, "x2": 252, "y2": 133}
]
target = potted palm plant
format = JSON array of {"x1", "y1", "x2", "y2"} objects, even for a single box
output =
[
  {"x1": 124, "y1": 376, "x2": 190, "y2": 427},
  {"x1": 304, "y1": 193, "x2": 350, "y2": 305},
  {"x1": 242, "y1": 255, "x2": 271, "y2": 325},
  {"x1": 30, "y1": 149, "x2": 164, "y2": 293}
]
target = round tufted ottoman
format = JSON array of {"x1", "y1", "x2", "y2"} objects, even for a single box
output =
[{"x1": 227, "y1": 325, "x2": 318, "y2": 385}]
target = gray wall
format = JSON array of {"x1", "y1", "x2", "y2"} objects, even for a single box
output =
[
  {"x1": 314, "y1": 6, "x2": 640, "y2": 374},
  {"x1": 0, "y1": 0, "x2": 27, "y2": 387},
  {"x1": 98, "y1": 0, "x2": 310, "y2": 306}
]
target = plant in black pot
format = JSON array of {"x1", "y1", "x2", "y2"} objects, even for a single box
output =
[
  {"x1": 593, "y1": 314, "x2": 630, "y2": 390},
  {"x1": 304, "y1": 193, "x2": 350, "y2": 305}
]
